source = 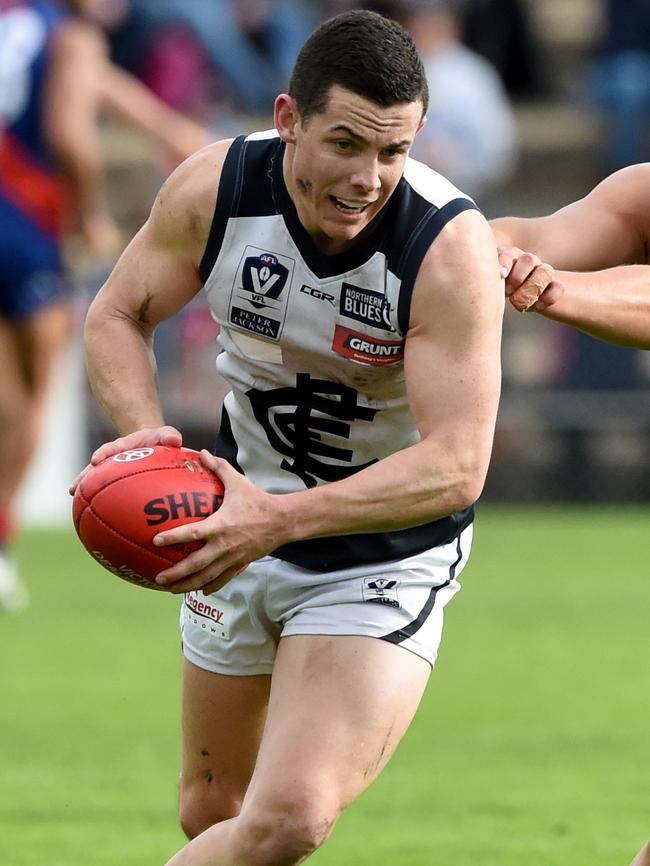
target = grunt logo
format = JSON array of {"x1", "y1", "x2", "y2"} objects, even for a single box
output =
[{"x1": 332, "y1": 325, "x2": 404, "y2": 366}]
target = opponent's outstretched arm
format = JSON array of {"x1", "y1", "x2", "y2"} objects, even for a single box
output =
[{"x1": 490, "y1": 164, "x2": 650, "y2": 348}]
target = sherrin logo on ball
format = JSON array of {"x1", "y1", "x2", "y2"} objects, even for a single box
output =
[{"x1": 72, "y1": 445, "x2": 224, "y2": 590}]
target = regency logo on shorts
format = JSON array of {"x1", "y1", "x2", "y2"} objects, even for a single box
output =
[{"x1": 184, "y1": 592, "x2": 233, "y2": 639}]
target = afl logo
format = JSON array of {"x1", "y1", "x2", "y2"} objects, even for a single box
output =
[{"x1": 113, "y1": 448, "x2": 155, "y2": 462}]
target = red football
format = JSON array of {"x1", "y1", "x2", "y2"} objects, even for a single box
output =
[{"x1": 72, "y1": 445, "x2": 223, "y2": 590}]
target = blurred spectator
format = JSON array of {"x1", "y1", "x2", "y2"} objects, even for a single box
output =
[
  {"x1": 137, "y1": 0, "x2": 318, "y2": 115},
  {"x1": 372, "y1": 0, "x2": 517, "y2": 199},
  {"x1": 0, "y1": 0, "x2": 208, "y2": 611},
  {"x1": 587, "y1": 0, "x2": 650, "y2": 171},
  {"x1": 461, "y1": 0, "x2": 548, "y2": 99}
]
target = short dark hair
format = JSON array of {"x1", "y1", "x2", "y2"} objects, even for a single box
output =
[{"x1": 289, "y1": 10, "x2": 429, "y2": 123}]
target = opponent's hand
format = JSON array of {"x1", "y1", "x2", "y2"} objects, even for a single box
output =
[
  {"x1": 499, "y1": 246, "x2": 564, "y2": 312},
  {"x1": 152, "y1": 451, "x2": 286, "y2": 595},
  {"x1": 69, "y1": 425, "x2": 183, "y2": 495}
]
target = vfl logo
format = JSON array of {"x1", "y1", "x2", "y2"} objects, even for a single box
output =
[
  {"x1": 332, "y1": 325, "x2": 404, "y2": 366},
  {"x1": 230, "y1": 247, "x2": 294, "y2": 340},
  {"x1": 362, "y1": 578, "x2": 400, "y2": 608},
  {"x1": 241, "y1": 253, "x2": 289, "y2": 310},
  {"x1": 340, "y1": 282, "x2": 394, "y2": 331},
  {"x1": 113, "y1": 448, "x2": 155, "y2": 462}
]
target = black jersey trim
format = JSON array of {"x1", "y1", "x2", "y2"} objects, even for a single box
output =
[
  {"x1": 271, "y1": 506, "x2": 473, "y2": 572},
  {"x1": 213, "y1": 405, "x2": 244, "y2": 473},
  {"x1": 380, "y1": 529, "x2": 465, "y2": 646},
  {"x1": 199, "y1": 136, "x2": 247, "y2": 283},
  {"x1": 396, "y1": 197, "x2": 478, "y2": 334}
]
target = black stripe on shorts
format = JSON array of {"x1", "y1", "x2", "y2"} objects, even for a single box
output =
[{"x1": 380, "y1": 530, "x2": 465, "y2": 646}]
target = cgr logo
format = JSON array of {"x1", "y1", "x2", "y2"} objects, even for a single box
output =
[
  {"x1": 241, "y1": 253, "x2": 289, "y2": 309},
  {"x1": 300, "y1": 284, "x2": 335, "y2": 306},
  {"x1": 113, "y1": 448, "x2": 154, "y2": 462}
]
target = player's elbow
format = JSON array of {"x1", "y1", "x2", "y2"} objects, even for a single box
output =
[
  {"x1": 444, "y1": 459, "x2": 490, "y2": 514},
  {"x1": 448, "y1": 476, "x2": 485, "y2": 514}
]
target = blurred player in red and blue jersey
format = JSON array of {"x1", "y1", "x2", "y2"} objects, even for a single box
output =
[{"x1": 0, "y1": 0, "x2": 208, "y2": 610}]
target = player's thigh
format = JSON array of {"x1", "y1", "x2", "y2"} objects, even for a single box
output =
[
  {"x1": 241, "y1": 634, "x2": 430, "y2": 822},
  {"x1": 14, "y1": 300, "x2": 73, "y2": 395},
  {"x1": 0, "y1": 317, "x2": 27, "y2": 416},
  {"x1": 180, "y1": 659, "x2": 271, "y2": 819}
]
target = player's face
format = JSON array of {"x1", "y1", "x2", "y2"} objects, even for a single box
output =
[{"x1": 276, "y1": 86, "x2": 424, "y2": 255}]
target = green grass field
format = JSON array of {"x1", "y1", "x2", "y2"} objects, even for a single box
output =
[{"x1": 1, "y1": 506, "x2": 648, "y2": 866}]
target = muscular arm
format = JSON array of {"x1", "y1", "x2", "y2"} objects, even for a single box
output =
[
  {"x1": 283, "y1": 209, "x2": 504, "y2": 536},
  {"x1": 491, "y1": 164, "x2": 650, "y2": 269},
  {"x1": 84, "y1": 142, "x2": 230, "y2": 433},
  {"x1": 490, "y1": 165, "x2": 650, "y2": 347}
]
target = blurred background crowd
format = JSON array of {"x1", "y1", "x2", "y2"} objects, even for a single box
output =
[{"x1": 2, "y1": 0, "x2": 650, "y2": 538}]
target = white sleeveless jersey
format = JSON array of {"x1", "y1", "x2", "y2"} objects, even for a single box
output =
[{"x1": 200, "y1": 130, "x2": 477, "y2": 571}]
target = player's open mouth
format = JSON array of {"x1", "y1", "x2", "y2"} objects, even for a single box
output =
[{"x1": 330, "y1": 196, "x2": 373, "y2": 214}]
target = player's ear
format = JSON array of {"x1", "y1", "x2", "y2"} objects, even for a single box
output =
[{"x1": 275, "y1": 93, "x2": 300, "y2": 144}]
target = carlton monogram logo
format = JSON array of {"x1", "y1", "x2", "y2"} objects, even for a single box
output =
[
  {"x1": 113, "y1": 448, "x2": 155, "y2": 462},
  {"x1": 248, "y1": 373, "x2": 378, "y2": 488}
]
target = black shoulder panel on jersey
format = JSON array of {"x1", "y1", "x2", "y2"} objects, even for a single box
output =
[
  {"x1": 389, "y1": 187, "x2": 478, "y2": 333},
  {"x1": 199, "y1": 136, "x2": 281, "y2": 283},
  {"x1": 199, "y1": 135, "x2": 246, "y2": 283}
]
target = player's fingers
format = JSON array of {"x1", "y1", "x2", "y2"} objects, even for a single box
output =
[
  {"x1": 201, "y1": 565, "x2": 248, "y2": 596},
  {"x1": 503, "y1": 252, "x2": 544, "y2": 296},
  {"x1": 69, "y1": 464, "x2": 90, "y2": 495},
  {"x1": 90, "y1": 426, "x2": 182, "y2": 465},
  {"x1": 199, "y1": 450, "x2": 241, "y2": 483},
  {"x1": 509, "y1": 263, "x2": 555, "y2": 312},
  {"x1": 155, "y1": 557, "x2": 238, "y2": 595},
  {"x1": 534, "y1": 280, "x2": 565, "y2": 311},
  {"x1": 496, "y1": 245, "x2": 523, "y2": 281}
]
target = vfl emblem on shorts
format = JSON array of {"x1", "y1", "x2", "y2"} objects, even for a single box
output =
[
  {"x1": 229, "y1": 248, "x2": 295, "y2": 340},
  {"x1": 332, "y1": 325, "x2": 404, "y2": 366},
  {"x1": 362, "y1": 578, "x2": 401, "y2": 608}
]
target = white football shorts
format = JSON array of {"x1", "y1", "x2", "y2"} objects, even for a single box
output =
[{"x1": 180, "y1": 523, "x2": 472, "y2": 674}]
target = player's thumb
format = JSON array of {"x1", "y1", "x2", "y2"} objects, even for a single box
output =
[{"x1": 158, "y1": 426, "x2": 183, "y2": 448}]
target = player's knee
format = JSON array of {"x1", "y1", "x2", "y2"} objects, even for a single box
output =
[
  {"x1": 234, "y1": 792, "x2": 338, "y2": 865},
  {"x1": 178, "y1": 776, "x2": 243, "y2": 840}
]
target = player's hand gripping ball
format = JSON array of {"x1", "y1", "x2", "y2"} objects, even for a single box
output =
[{"x1": 72, "y1": 446, "x2": 223, "y2": 590}]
